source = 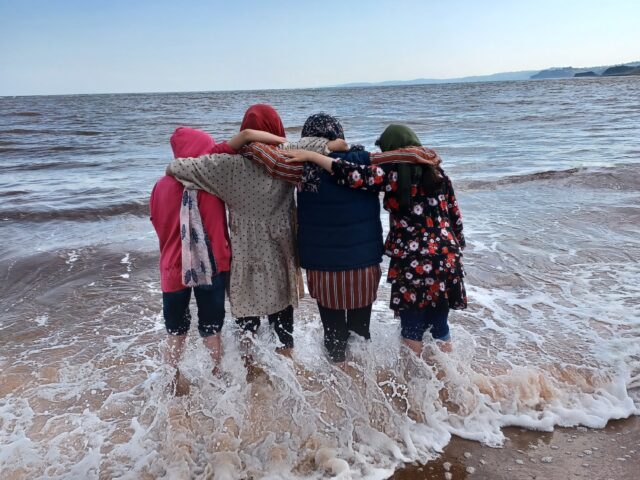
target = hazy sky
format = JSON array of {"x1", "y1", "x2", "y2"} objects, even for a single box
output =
[{"x1": 1, "y1": 0, "x2": 639, "y2": 96}]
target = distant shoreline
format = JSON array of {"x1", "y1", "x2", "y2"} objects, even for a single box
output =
[{"x1": 1, "y1": 65, "x2": 639, "y2": 98}]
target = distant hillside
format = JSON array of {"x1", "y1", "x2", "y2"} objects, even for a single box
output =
[
  {"x1": 532, "y1": 61, "x2": 640, "y2": 79},
  {"x1": 336, "y1": 70, "x2": 538, "y2": 88},
  {"x1": 332, "y1": 61, "x2": 640, "y2": 88},
  {"x1": 602, "y1": 65, "x2": 640, "y2": 76}
]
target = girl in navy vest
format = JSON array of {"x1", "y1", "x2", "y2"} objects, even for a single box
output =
[
  {"x1": 297, "y1": 114, "x2": 383, "y2": 367},
  {"x1": 282, "y1": 124, "x2": 467, "y2": 358}
]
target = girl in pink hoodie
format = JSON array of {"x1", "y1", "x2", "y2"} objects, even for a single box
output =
[{"x1": 150, "y1": 126, "x2": 284, "y2": 395}]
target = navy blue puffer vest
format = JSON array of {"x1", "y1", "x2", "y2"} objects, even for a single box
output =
[{"x1": 297, "y1": 149, "x2": 383, "y2": 271}]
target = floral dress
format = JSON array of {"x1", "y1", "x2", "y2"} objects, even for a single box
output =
[{"x1": 330, "y1": 160, "x2": 467, "y2": 312}]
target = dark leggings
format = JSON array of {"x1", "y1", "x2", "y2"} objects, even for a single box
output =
[
  {"x1": 317, "y1": 303, "x2": 372, "y2": 363},
  {"x1": 236, "y1": 305, "x2": 294, "y2": 349}
]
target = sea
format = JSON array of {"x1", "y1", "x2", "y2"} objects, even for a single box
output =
[{"x1": 1, "y1": 77, "x2": 639, "y2": 479}]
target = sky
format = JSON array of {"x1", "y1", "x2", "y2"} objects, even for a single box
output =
[{"x1": 1, "y1": 0, "x2": 639, "y2": 96}]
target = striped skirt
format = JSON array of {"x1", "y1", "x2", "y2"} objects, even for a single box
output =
[{"x1": 306, "y1": 265, "x2": 382, "y2": 310}]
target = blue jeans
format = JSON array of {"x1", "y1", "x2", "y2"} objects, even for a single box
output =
[
  {"x1": 399, "y1": 304, "x2": 451, "y2": 342},
  {"x1": 162, "y1": 272, "x2": 227, "y2": 337}
]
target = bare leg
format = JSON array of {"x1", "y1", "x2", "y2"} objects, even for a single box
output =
[
  {"x1": 402, "y1": 337, "x2": 423, "y2": 356},
  {"x1": 164, "y1": 333, "x2": 187, "y2": 368},
  {"x1": 436, "y1": 339, "x2": 453, "y2": 353},
  {"x1": 202, "y1": 332, "x2": 222, "y2": 375},
  {"x1": 163, "y1": 334, "x2": 190, "y2": 396},
  {"x1": 275, "y1": 347, "x2": 293, "y2": 358}
]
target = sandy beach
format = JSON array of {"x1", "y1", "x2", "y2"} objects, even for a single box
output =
[{"x1": 393, "y1": 417, "x2": 640, "y2": 479}]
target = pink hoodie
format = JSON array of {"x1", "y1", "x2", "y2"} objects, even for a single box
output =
[{"x1": 150, "y1": 127, "x2": 233, "y2": 292}]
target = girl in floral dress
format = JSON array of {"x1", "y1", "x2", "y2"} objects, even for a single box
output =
[{"x1": 283, "y1": 124, "x2": 467, "y2": 356}]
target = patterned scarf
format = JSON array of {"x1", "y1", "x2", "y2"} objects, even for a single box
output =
[
  {"x1": 180, "y1": 189, "x2": 216, "y2": 287},
  {"x1": 171, "y1": 127, "x2": 220, "y2": 288},
  {"x1": 300, "y1": 113, "x2": 345, "y2": 193}
]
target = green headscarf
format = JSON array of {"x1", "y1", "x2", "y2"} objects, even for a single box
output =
[
  {"x1": 377, "y1": 124, "x2": 424, "y2": 210},
  {"x1": 377, "y1": 124, "x2": 422, "y2": 152}
]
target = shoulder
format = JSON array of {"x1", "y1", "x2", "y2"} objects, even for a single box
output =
[
  {"x1": 150, "y1": 176, "x2": 182, "y2": 206},
  {"x1": 154, "y1": 175, "x2": 181, "y2": 190}
]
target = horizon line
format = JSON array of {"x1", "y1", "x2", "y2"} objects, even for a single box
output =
[{"x1": 2, "y1": 58, "x2": 638, "y2": 99}]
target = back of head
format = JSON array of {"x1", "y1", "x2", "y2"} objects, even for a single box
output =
[
  {"x1": 240, "y1": 104, "x2": 286, "y2": 138},
  {"x1": 301, "y1": 112, "x2": 345, "y2": 140},
  {"x1": 375, "y1": 124, "x2": 422, "y2": 152},
  {"x1": 376, "y1": 124, "x2": 443, "y2": 205},
  {"x1": 170, "y1": 127, "x2": 216, "y2": 158}
]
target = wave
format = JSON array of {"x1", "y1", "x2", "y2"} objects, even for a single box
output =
[
  {"x1": 462, "y1": 163, "x2": 640, "y2": 191},
  {"x1": 0, "y1": 200, "x2": 148, "y2": 222},
  {"x1": 0, "y1": 128, "x2": 102, "y2": 136},
  {"x1": 9, "y1": 111, "x2": 42, "y2": 117},
  {"x1": 0, "y1": 190, "x2": 30, "y2": 197},
  {"x1": 2, "y1": 160, "x2": 104, "y2": 172},
  {"x1": 464, "y1": 167, "x2": 583, "y2": 189}
]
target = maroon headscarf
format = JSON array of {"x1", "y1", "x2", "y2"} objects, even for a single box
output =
[{"x1": 240, "y1": 104, "x2": 286, "y2": 138}]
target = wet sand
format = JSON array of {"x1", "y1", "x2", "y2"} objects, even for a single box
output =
[{"x1": 392, "y1": 416, "x2": 640, "y2": 480}]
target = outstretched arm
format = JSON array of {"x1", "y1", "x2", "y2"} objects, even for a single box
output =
[
  {"x1": 281, "y1": 146, "x2": 440, "y2": 173},
  {"x1": 226, "y1": 129, "x2": 286, "y2": 151},
  {"x1": 166, "y1": 154, "x2": 236, "y2": 201},
  {"x1": 370, "y1": 147, "x2": 441, "y2": 166},
  {"x1": 281, "y1": 146, "x2": 442, "y2": 192},
  {"x1": 240, "y1": 137, "x2": 331, "y2": 184}
]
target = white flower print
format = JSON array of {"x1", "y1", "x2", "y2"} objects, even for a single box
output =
[
  {"x1": 428, "y1": 198, "x2": 438, "y2": 206},
  {"x1": 413, "y1": 203, "x2": 424, "y2": 215},
  {"x1": 410, "y1": 259, "x2": 419, "y2": 268},
  {"x1": 409, "y1": 241, "x2": 419, "y2": 251}
]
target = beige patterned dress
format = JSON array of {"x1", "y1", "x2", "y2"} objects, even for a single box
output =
[{"x1": 167, "y1": 138, "x2": 328, "y2": 318}]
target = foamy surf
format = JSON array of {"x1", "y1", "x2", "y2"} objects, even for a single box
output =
[{"x1": 1, "y1": 291, "x2": 637, "y2": 479}]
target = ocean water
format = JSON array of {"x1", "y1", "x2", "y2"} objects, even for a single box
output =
[{"x1": 1, "y1": 77, "x2": 639, "y2": 479}]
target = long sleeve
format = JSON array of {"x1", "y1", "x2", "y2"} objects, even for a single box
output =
[
  {"x1": 241, "y1": 143, "x2": 303, "y2": 184},
  {"x1": 330, "y1": 159, "x2": 391, "y2": 193},
  {"x1": 167, "y1": 154, "x2": 237, "y2": 202},
  {"x1": 370, "y1": 147, "x2": 441, "y2": 166},
  {"x1": 446, "y1": 177, "x2": 465, "y2": 249},
  {"x1": 240, "y1": 137, "x2": 330, "y2": 184}
]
